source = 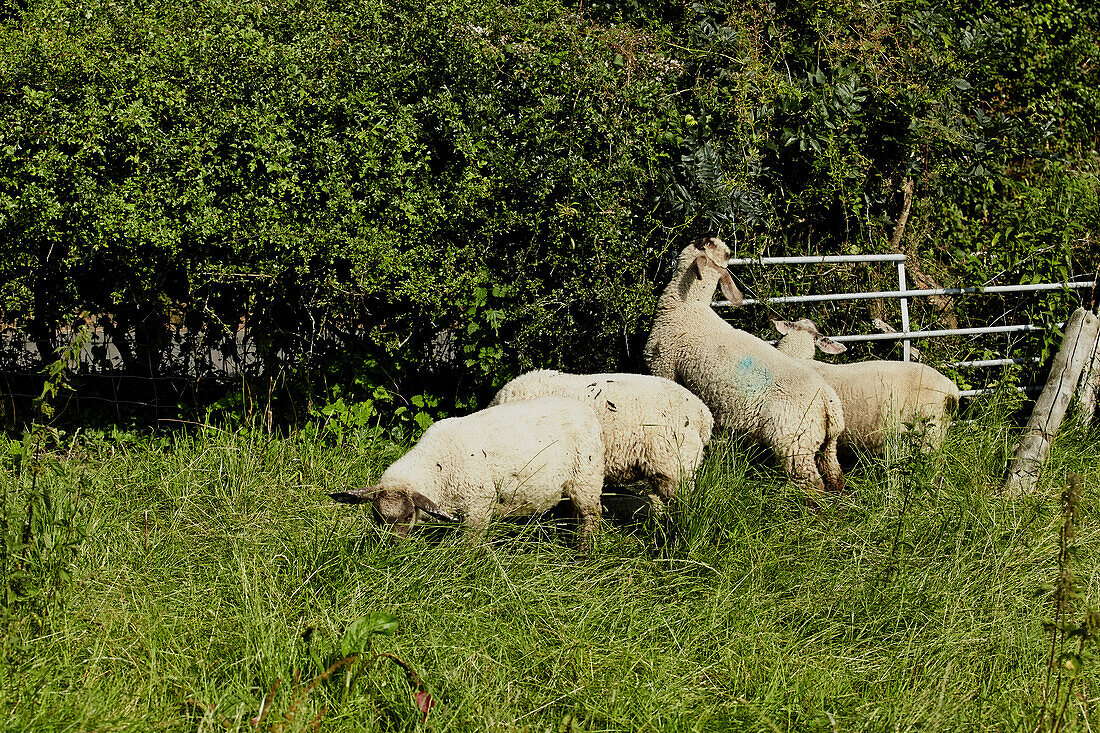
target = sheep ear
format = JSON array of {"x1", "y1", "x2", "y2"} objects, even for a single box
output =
[
  {"x1": 329, "y1": 486, "x2": 380, "y2": 504},
  {"x1": 692, "y1": 254, "x2": 708, "y2": 281},
  {"x1": 816, "y1": 335, "x2": 846, "y2": 354},
  {"x1": 409, "y1": 491, "x2": 459, "y2": 522},
  {"x1": 772, "y1": 319, "x2": 792, "y2": 335},
  {"x1": 718, "y1": 271, "x2": 742, "y2": 305}
]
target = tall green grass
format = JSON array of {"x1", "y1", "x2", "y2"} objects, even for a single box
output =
[{"x1": 2, "y1": 399, "x2": 1099, "y2": 732}]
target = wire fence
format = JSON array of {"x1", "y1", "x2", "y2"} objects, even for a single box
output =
[
  {"x1": 0, "y1": 318, "x2": 309, "y2": 421},
  {"x1": 2, "y1": 254, "x2": 1096, "y2": 418}
]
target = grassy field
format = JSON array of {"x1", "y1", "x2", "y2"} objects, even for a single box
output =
[{"x1": 3, "y1": 398, "x2": 1100, "y2": 732}]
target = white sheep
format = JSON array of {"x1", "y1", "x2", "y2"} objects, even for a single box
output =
[
  {"x1": 488, "y1": 370, "x2": 713, "y2": 512},
  {"x1": 330, "y1": 396, "x2": 605, "y2": 544},
  {"x1": 645, "y1": 236, "x2": 846, "y2": 497},
  {"x1": 773, "y1": 318, "x2": 960, "y2": 453}
]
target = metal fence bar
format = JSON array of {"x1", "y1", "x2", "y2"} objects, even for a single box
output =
[
  {"x1": 727, "y1": 254, "x2": 908, "y2": 265},
  {"x1": 946, "y1": 357, "x2": 1042, "y2": 368},
  {"x1": 829, "y1": 324, "x2": 1049, "y2": 343},
  {"x1": 897, "y1": 261, "x2": 911, "y2": 362},
  {"x1": 960, "y1": 385, "x2": 1043, "y2": 398},
  {"x1": 719, "y1": 280, "x2": 1097, "y2": 307},
  {"x1": 721, "y1": 253, "x2": 1096, "y2": 400}
]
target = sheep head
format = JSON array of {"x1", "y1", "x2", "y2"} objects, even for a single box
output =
[
  {"x1": 683, "y1": 236, "x2": 742, "y2": 306},
  {"x1": 330, "y1": 485, "x2": 457, "y2": 536},
  {"x1": 772, "y1": 318, "x2": 846, "y2": 356}
]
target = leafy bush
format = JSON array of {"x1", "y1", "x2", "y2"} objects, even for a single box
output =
[{"x1": 0, "y1": 0, "x2": 1096, "y2": 428}]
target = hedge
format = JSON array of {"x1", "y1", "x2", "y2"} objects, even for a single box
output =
[{"x1": 1, "y1": 0, "x2": 1097, "y2": 430}]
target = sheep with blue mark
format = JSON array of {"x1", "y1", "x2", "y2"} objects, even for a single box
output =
[{"x1": 644, "y1": 236, "x2": 846, "y2": 498}]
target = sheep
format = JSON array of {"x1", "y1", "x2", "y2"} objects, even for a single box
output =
[
  {"x1": 644, "y1": 236, "x2": 846, "y2": 497},
  {"x1": 773, "y1": 318, "x2": 960, "y2": 453},
  {"x1": 330, "y1": 396, "x2": 605, "y2": 544},
  {"x1": 488, "y1": 370, "x2": 714, "y2": 513}
]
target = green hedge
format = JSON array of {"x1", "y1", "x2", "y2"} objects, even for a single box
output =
[{"x1": 1, "y1": 0, "x2": 1097, "y2": 429}]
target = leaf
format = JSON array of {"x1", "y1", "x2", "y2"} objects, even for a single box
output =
[
  {"x1": 1059, "y1": 653, "x2": 1081, "y2": 674},
  {"x1": 339, "y1": 612, "x2": 400, "y2": 656},
  {"x1": 415, "y1": 691, "x2": 435, "y2": 721}
]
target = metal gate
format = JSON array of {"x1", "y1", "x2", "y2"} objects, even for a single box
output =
[{"x1": 720, "y1": 254, "x2": 1097, "y2": 398}]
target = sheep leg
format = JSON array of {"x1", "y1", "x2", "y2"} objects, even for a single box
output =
[
  {"x1": 815, "y1": 435, "x2": 845, "y2": 494},
  {"x1": 643, "y1": 472, "x2": 682, "y2": 516},
  {"x1": 563, "y1": 482, "x2": 602, "y2": 549},
  {"x1": 912, "y1": 411, "x2": 948, "y2": 454},
  {"x1": 639, "y1": 490, "x2": 666, "y2": 518},
  {"x1": 776, "y1": 440, "x2": 827, "y2": 498},
  {"x1": 650, "y1": 473, "x2": 688, "y2": 546},
  {"x1": 921, "y1": 419, "x2": 945, "y2": 453},
  {"x1": 460, "y1": 500, "x2": 494, "y2": 544}
]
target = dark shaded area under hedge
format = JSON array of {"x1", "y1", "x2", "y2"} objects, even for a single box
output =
[{"x1": 1, "y1": 0, "x2": 1098, "y2": 431}]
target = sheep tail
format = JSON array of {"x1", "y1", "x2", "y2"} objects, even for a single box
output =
[{"x1": 945, "y1": 387, "x2": 961, "y2": 416}]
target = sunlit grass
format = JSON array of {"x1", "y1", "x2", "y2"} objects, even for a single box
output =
[{"x1": 2, "y1": 399, "x2": 1099, "y2": 731}]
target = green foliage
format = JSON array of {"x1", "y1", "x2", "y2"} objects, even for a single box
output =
[
  {"x1": 249, "y1": 609, "x2": 429, "y2": 733},
  {"x1": 1, "y1": 0, "x2": 685, "y2": 424},
  {"x1": 32, "y1": 317, "x2": 92, "y2": 420},
  {"x1": 0, "y1": 0, "x2": 1097, "y2": 425},
  {"x1": 338, "y1": 612, "x2": 400, "y2": 658},
  {"x1": 1, "y1": 320, "x2": 93, "y2": 635}
]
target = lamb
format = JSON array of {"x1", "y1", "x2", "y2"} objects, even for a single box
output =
[
  {"x1": 488, "y1": 370, "x2": 714, "y2": 512},
  {"x1": 644, "y1": 236, "x2": 846, "y2": 497},
  {"x1": 330, "y1": 396, "x2": 605, "y2": 544},
  {"x1": 773, "y1": 318, "x2": 960, "y2": 453}
]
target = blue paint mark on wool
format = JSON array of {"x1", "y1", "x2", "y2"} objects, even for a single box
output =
[{"x1": 734, "y1": 355, "x2": 772, "y2": 395}]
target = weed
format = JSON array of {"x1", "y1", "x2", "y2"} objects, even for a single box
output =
[
  {"x1": 1035, "y1": 473, "x2": 1100, "y2": 732},
  {"x1": 2, "y1": 323, "x2": 90, "y2": 636}
]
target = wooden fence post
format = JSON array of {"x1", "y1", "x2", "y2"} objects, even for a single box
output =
[
  {"x1": 1004, "y1": 307, "x2": 1100, "y2": 498},
  {"x1": 1076, "y1": 326, "x2": 1100, "y2": 425}
]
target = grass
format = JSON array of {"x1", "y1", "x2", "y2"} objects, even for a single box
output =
[{"x1": 2, "y1": 398, "x2": 1100, "y2": 732}]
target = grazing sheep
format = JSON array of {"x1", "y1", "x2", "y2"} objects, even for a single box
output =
[
  {"x1": 330, "y1": 397, "x2": 605, "y2": 544},
  {"x1": 489, "y1": 370, "x2": 714, "y2": 512},
  {"x1": 645, "y1": 236, "x2": 846, "y2": 497},
  {"x1": 773, "y1": 318, "x2": 960, "y2": 453}
]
